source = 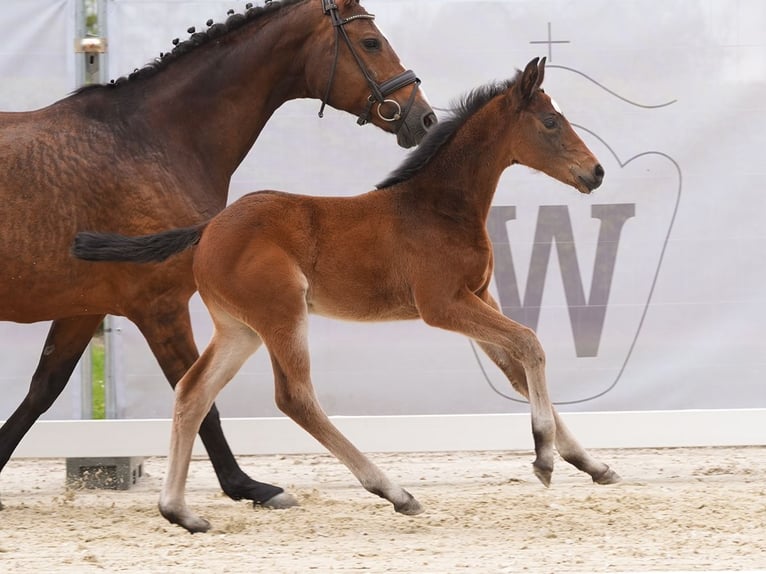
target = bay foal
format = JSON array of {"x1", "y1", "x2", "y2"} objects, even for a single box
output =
[{"x1": 74, "y1": 57, "x2": 619, "y2": 533}]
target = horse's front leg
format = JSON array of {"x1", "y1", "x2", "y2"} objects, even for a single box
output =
[
  {"x1": 132, "y1": 303, "x2": 295, "y2": 508},
  {"x1": 475, "y1": 292, "x2": 620, "y2": 484},
  {"x1": 0, "y1": 315, "x2": 104, "y2": 509}
]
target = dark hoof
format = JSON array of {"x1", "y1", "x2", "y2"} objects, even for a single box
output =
[
  {"x1": 593, "y1": 466, "x2": 621, "y2": 485},
  {"x1": 224, "y1": 479, "x2": 285, "y2": 505},
  {"x1": 257, "y1": 491, "x2": 299, "y2": 509},
  {"x1": 533, "y1": 462, "x2": 553, "y2": 487},
  {"x1": 394, "y1": 489, "x2": 424, "y2": 516}
]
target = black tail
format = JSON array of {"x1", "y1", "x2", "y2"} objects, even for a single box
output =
[{"x1": 72, "y1": 224, "x2": 206, "y2": 264}]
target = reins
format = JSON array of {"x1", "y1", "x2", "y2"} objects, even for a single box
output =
[{"x1": 318, "y1": 0, "x2": 421, "y2": 129}]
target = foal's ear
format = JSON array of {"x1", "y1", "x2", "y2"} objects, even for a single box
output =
[{"x1": 518, "y1": 57, "x2": 546, "y2": 104}]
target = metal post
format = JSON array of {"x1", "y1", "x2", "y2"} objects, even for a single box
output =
[
  {"x1": 103, "y1": 315, "x2": 122, "y2": 420},
  {"x1": 77, "y1": 0, "x2": 109, "y2": 419}
]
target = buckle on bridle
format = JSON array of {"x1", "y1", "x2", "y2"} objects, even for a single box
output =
[{"x1": 356, "y1": 72, "x2": 420, "y2": 126}]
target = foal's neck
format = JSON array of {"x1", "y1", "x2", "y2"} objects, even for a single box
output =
[{"x1": 414, "y1": 98, "x2": 514, "y2": 225}]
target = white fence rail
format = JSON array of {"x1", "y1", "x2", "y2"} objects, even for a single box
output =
[{"x1": 9, "y1": 409, "x2": 766, "y2": 459}]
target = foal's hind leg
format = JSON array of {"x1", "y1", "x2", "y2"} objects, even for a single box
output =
[
  {"x1": 256, "y1": 283, "x2": 421, "y2": 515},
  {"x1": 132, "y1": 304, "x2": 291, "y2": 507},
  {"x1": 0, "y1": 315, "x2": 104, "y2": 509},
  {"x1": 159, "y1": 309, "x2": 265, "y2": 533}
]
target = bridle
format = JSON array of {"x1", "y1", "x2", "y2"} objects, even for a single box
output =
[{"x1": 318, "y1": 0, "x2": 422, "y2": 129}]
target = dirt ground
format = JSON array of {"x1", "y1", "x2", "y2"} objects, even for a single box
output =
[{"x1": 0, "y1": 446, "x2": 764, "y2": 573}]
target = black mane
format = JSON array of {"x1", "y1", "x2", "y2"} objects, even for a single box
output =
[
  {"x1": 376, "y1": 74, "x2": 519, "y2": 189},
  {"x1": 74, "y1": 0, "x2": 306, "y2": 94}
]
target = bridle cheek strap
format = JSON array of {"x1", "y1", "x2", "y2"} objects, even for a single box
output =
[{"x1": 318, "y1": 2, "x2": 421, "y2": 131}]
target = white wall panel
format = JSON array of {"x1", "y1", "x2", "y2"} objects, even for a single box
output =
[{"x1": 105, "y1": 0, "x2": 766, "y2": 419}]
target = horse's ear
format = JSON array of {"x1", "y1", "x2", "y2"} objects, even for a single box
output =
[{"x1": 518, "y1": 57, "x2": 543, "y2": 104}]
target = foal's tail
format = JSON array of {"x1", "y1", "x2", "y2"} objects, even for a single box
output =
[{"x1": 72, "y1": 223, "x2": 208, "y2": 264}]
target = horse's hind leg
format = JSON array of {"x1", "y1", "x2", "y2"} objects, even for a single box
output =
[
  {"x1": 159, "y1": 308, "x2": 263, "y2": 533},
  {"x1": 475, "y1": 339, "x2": 620, "y2": 485},
  {"x1": 133, "y1": 304, "x2": 293, "y2": 507},
  {"x1": 0, "y1": 315, "x2": 104, "y2": 508}
]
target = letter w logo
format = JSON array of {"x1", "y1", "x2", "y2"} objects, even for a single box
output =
[{"x1": 487, "y1": 204, "x2": 635, "y2": 357}]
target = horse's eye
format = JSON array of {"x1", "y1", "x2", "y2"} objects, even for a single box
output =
[
  {"x1": 362, "y1": 38, "x2": 381, "y2": 50},
  {"x1": 543, "y1": 117, "x2": 558, "y2": 130}
]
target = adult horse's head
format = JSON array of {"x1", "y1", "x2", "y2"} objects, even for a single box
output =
[
  {"x1": 509, "y1": 57, "x2": 604, "y2": 193},
  {"x1": 308, "y1": 0, "x2": 436, "y2": 148}
]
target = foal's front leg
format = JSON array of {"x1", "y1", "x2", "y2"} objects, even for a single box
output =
[
  {"x1": 476, "y1": 340, "x2": 620, "y2": 485},
  {"x1": 474, "y1": 293, "x2": 620, "y2": 485},
  {"x1": 417, "y1": 289, "x2": 557, "y2": 485}
]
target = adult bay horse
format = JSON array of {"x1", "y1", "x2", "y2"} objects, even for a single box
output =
[
  {"x1": 0, "y1": 0, "x2": 435, "y2": 510},
  {"x1": 74, "y1": 57, "x2": 619, "y2": 533}
]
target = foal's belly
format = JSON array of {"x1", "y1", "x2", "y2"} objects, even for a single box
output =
[{"x1": 307, "y1": 292, "x2": 420, "y2": 323}]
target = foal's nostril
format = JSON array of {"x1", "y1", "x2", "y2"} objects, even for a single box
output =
[
  {"x1": 422, "y1": 112, "x2": 438, "y2": 130},
  {"x1": 594, "y1": 163, "x2": 605, "y2": 181}
]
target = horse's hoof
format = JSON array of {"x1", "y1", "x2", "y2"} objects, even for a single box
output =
[
  {"x1": 533, "y1": 463, "x2": 553, "y2": 487},
  {"x1": 394, "y1": 490, "x2": 424, "y2": 516},
  {"x1": 593, "y1": 466, "x2": 621, "y2": 485},
  {"x1": 258, "y1": 491, "x2": 299, "y2": 509}
]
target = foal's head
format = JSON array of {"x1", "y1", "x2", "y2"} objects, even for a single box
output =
[{"x1": 509, "y1": 57, "x2": 604, "y2": 194}]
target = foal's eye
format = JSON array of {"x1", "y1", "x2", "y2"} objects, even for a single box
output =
[
  {"x1": 542, "y1": 116, "x2": 558, "y2": 130},
  {"x1": 362, "y1": 38, "x2": 381, "y2": 50}
]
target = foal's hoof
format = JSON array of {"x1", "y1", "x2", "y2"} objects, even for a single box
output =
[
  {"x1": 533, "y1": 463, "x2": 553, "y2": 487},
  {"x1": 159, "y1": 506, "x2": 212, "y2": 534},
  {"x1": 167, "y1": 514, "x2": 212, "y2": 534},
  {"x1": 394, "y1": 490, "x2": 424, "y2": 516},
  {"x1": 258, "y1": 491, "x2": 299, "y2": 509},
  {"x1": 593, "y1": 466, "x2": 622, "y2": 485}
]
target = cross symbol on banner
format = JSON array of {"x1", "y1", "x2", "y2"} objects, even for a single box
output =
[{"x1": 529, "y1": 22, "x2": 571, "y2": 62}]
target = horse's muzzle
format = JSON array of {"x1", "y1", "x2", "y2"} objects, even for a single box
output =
[{"x1": 396, "y1": 102, "x2": 438, "y2": 149}]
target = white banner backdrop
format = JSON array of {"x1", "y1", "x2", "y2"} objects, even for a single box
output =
[
  {"x1": 0, "y1": 0, "x2": 81, "y2": 420},
  {"x1": 105, "y1": 0, "x2": 766, "y2": 419}
]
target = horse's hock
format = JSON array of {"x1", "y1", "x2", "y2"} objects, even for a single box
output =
[{"x1": 65, "y1": 457, "x2": 145, "y2": 490}]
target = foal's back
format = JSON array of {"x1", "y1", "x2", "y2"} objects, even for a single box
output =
[{"x1": 194, "y1": 189, "x2": 425, "y2": 323}]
